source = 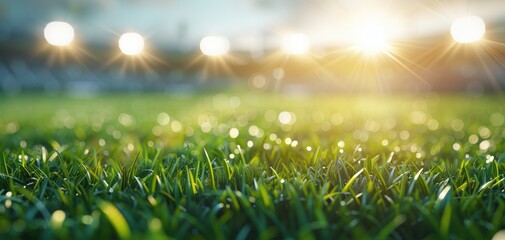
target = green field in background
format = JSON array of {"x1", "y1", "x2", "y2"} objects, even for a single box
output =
[{"x1": 1, "y1": 93, "x2": 505, "y2": 239}]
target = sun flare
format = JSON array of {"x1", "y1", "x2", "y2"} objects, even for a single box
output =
[
  {"x1": 354, "y1": 23, "x2": 389, "y2": 54},
  {"x1": 281, "y1": 33, "x2": 310, "y2": 55},
  {"x1": 451, "y1": 16, "x2": 486, "y2": 43}
]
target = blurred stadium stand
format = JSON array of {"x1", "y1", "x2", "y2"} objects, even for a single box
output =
[{"x1": 0, "y1": 0, "x2": 505, "y2": 93}]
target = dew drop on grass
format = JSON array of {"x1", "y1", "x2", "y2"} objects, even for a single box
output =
[
  {"x1": 451, "y1": 119, "x2": 464, "y2": 132},
  {"x1": 491, "y1": 113, "x2": 505, "y2": 127},
  {"x1": 306, "y1": 146, "x2": 312, "y2": 151},
  {"x1": 127, "y1": 143, "x2": 134, "y2": 152},
  {"x1": 381, "y1": 139, "x2": 389, "y2": 146},
  {"x1": 81, "y1": 215, "x2": 93, "y2": 225},
  {"x1": 468, "y1": 135, "x2": 479, "y2": 145},
  {"x1": 248, "y1": 125, "x2": 259, "y2": 136},
  {"x1": 200, "y1": 122, "x2": 212, "y2": 133},
  {"x1": 112, "y1": 130, "x2": 122, "y2": 139},
  {"x1": 478, "y1": 127, "x2": 491, "y2": 139},
  {"x1": 399, "y1": 130, "x2": 410, "y2": 140},
  {"x1": 291, "y1": 140, "x2": 298, "y2": 147},
  {"x1": 247, "y1": 141, "x2": 254, "y2": 148},
  {"x1": 51, "y1": 210, "x2": 66, "y2": 229},
  {"x1": 118, "y1": 113, "x2": 134, "y2": 127},
  {"x1": 269, "y1": 133, "x2": 277, "y2": 141},
  {"x1": 229, "y1": 96, "x2": 241, "y2": 108},
  {"x1": 6, "y1": 122, "x2": 19, "y2": 134},
  {"x1": 98, "y1": 139, "x2": 106, "y2": 147},
  {"x1": 452, "y1": 143, "x2": 461, "y2": 151},
  {"x1": 427, "y1": 119, "x2": 439, "y2": 130},
  {"x1": 171, "y1": 121, "x2": 182, "y2": 132},
  {"x1": 331, "y1": 113, "x2": 344, "y2": 125},
  {"x1": 486, "y1": 155, "x2": 494, "y2": 164},
  {"x1": 152, "y1": 126, "x2": 163, "y2": 136},
  {"x1": 5, "y1": 200, "x2": 11, "y2": 208},
  {"x1": 410, "y1": 145, "x2": 418, "y2": 153},
  {"x1": 284, "y1": 138, "x2": 292, "y2": 145},
  {"x1": 338, "y1": 140, "x2": 345, "y2": 148},
  {"x1": 229, "y1": 128, "x2": 239, "y2": 139},
  {"x1": 149, "y1": 218, "x2": 162, "y2": 231},
  {"x1": 157, "y1": 112, "x2": 170, "y2": 126},
  {"x1": 479, "y1": 140, "x2": 491, "y2": 151},
  {"x1": 410, "y1": 111, "x2": 427, "y2": 124},
  {"x1": 263, "y1": 143, "x2": 271, "y2": 150},
  {"x1": 278, "y1": 111, "x2": 295, "y2": 125},
  {"x1": 492, "y1": 230, "x2": 505, "y2": 240}
]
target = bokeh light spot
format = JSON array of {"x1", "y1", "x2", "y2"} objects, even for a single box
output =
[
  {"x1": 44, "y1": 21, "x2": 74, "y2": 46},
  {"x1": 451, "y1": 16, "x2": 485, "y2": 43},
  {"x1": 118, "y1": 32, "x2": 145, "y2": 55},
  {"x1": 200, "y1": 36, "x2": 230, "y2": 56},
  {"x1": 282, "y1": 33, "x2": 310, "y2": 55}
]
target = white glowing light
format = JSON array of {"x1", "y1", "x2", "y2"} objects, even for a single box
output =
[
  {"x1": 44, "y1": 21, "x2": 75, "y2": 46},
  {"x1": 229, "y1": 128, "x2": 239, "y2": 139},
  {"x1": 118, "y1": 32, "x2": 145, "y2": 55},
  {"x1": 282, "y1": 34, "x2": 310, "y2": 55},
  {"x1": 200, "y1": 36, "x2": 230, "y2": 56},
  {"x1": 278, "y1": 111, "x2": 295, "y2": 125},
  {"x1": 354, "y1": 23, "x2": 389, "y2": 54},
  {"x1": 451, "y1": 16, "x2": 486, "y2": 43}
]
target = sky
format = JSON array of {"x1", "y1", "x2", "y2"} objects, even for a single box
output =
[{"x1": 1, "y1": 0, "x2": 505, "y2": 51}]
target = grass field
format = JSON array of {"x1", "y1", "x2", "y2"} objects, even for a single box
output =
[{"x1": 1, "y1": 93, "x2": 505, "y2": 239}]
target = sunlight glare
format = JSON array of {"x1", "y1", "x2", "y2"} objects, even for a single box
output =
[
  {"x1": 118, "y1": 32, "x2": 145, "y2": 56},
  {"x1": 282, "y1": 34, "x2": 310, "y2": 55},
  {"x1": 200, "y1": 36, "x2": 230, "y2": 56},
  {"x1": 451, "y1": 16, "x2": 486, "y2": 43},
  {"x1": 354, "y1": 23, "x2": 389, "y2": 54},
  {"x1": 44, "y1": 21, "x2": 75, "y2": 46}
]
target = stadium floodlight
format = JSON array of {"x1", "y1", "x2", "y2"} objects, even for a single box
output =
[
  {"x1": 200, "y1": 36, "x2": 230, "y2": 56},
  {"x1": 118, "y1": 32, "x2": 145, "y2": 56},
  {"x1": 44, "y1": 21, "x2": 75, "y2": 46}
]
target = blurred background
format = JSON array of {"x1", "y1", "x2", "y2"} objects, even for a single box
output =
[{"x1": 1, "y1": 0, "x2": 505, "y2": 94}]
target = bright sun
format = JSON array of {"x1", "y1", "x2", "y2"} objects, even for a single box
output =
[
  {"x1": 281, "y1": 33, "x2": 310, "y2": 55},
  {"x1": 451, "y1": 16, "x2": 486, "y2": 43},
  {"x1": 354, "y1": 23, "x2": 389, "y2": 54}
]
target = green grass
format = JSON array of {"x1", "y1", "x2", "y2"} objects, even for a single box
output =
[{"x1": 1, "y1": 93, "x2": 505, "y2": 239}]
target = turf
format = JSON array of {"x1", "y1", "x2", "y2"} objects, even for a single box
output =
[{"x1": 1, "y1": 93, "x2": 505, "y2": 239}]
